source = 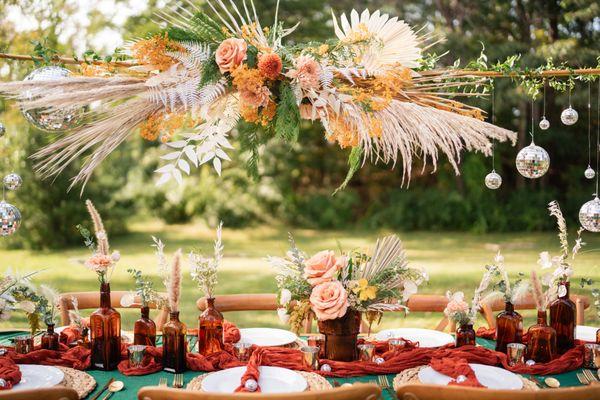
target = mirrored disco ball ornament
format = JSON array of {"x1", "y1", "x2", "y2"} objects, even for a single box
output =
[
  {"x1": 0, "y1": 201, "x2": 21, "y2": 236},
  {"x1": 579, "y1": 196, "x2": 600, "y2": 232},
  {"x1": 560, "y1": 106, "x2": 578, "y2": 126},
  {"x1": 21, "y1": 66, "x2": 84, "y2": 132},
  {"x1": 584, "y1": 166, "x2": 596, "y2": 180},
  {"x1": 3, "y1": 173, "x2": 22, "y2": 191},
  {"x1": 484, "y1": 170, "x2": 502, "y2": 190},
  {"x1": 515, "y1": 142, "x2": 550, "y2": 179},
  {"x1": 0, "y1": 122, "x2": 5, "y2": 137},
  {"x1": 539, "y1": 117, "x2": 550, "y2": 130}
]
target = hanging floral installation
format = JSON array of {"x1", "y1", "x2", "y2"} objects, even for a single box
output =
[{"x1": 0, "y1": 1, "x2": 518, "y2": 192}]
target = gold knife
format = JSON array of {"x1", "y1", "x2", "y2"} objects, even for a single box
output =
[{"x1": 90, "y1": 377, "x2": 115, "y2": 400}]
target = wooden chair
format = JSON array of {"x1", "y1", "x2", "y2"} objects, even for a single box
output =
[
  {"x1": 396, "y1": 383, "x2": 600, "y2": 400},
  {"x1": 196, "y1": 294, "x2": 313, "y2": 333},
  {"x1": 138, "y1": 383, "x2": 380, "y2": 400},
  {"x1": 480, "y1": 293, "x2": 590, "y2": 329},
  {"x1": 59, "y1": 291, "x2": 169, "y2": 331},
  {"x1": 0, "y1": 387, "x2": 79, "y2": 400}
]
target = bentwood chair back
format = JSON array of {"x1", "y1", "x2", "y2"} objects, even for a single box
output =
[
  {"x1": 396, "y1": 383, "x2": 600, "y2": 399},
  {"x1": 59, "y1": 291, "x2": 169, "y2": 330},
  {"x1": 480, "y1": 293, "x2": 590, "y2": 329},
  {"x1": 0, "y1": 387, "x2": 79, "y2": 400},
  {"x1": 196, "y1": 294, "x2": 313, "y2": 333},
  {"x1": 138, "y1": 383, "x2": 381, "y2": 400}
]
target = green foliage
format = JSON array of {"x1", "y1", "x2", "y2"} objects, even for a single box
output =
[
  {"x1": 246, "y1": 45, "x2": 258, "y2": 68},
  {"x1": 238, "y1": 122, "x2": 262, "y2": 180},
  {"x1": 30, "y1": 40, "x2": 60, "y2": 67},
  {"x1": 127, "y1": 268, "x2": 160, "y2": 307},
  {"x1": 274, "y1": 82, "x2": 300, "y2": 142},
  {"x1": 166, "y1": 27, "x2": 201, "y2": 43},
  {"x1": 190, "y1": 12, "x2": 227, "y2": 43},
  {"x1": 199, "y1": 58, "x2": 221, "y2": 87},
  {"x1": 333, "y1": 147, "x2": 363, "y2": 195}
]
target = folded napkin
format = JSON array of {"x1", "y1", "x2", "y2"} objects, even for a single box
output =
[
  {"x1": 118, "y1": 346, "x2": 162, "y2": 376},
  {"x1": 429, "y1": 357, "x2": 484, "y2": 387},
  {"x1": 59, "y1": 326, "x2": 82, "y2": 345},
  {"x1": 235, "y1": 347, "x2": 266, "y2": 392},
  {"x1": 0, "y1": 357, "x2": 21, "y2": 390}
]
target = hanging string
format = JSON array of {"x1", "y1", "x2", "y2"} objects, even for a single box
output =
[
  {"x1": 530, "y1": 98, "x2": 535, "y2": 142},
  {"x1": 596, "y1": 80, "x2": 600, "y2": 197},
  {"x1": 542, "y1": 80, "x2": 547, "y2": 118},
  {"x1": 588, "y1": 81, "x2": 592, "y2": 168},
  {"x1": 491, "y1": 81, "x2": 496, "y2": 170},
  {"x1": 568, "y1": 85, "x2": 572, "y2": 107}
]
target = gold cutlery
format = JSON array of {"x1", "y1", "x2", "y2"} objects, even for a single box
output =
[
  {"x1": 90, "y1": 378, "x2": 115, "y2": 400},
  {"x1": 101, "y1": 380, "x2": 124, "y2": 400},
  {"x1": 172, "y1": 373, "x2": 184, "y2": 388},
  {"x1": 583, "y1": 369, "x2": 599, "y2": 384},
  {"x1": 158, "y1": 377, "x2": 168, "y2": 387},
  {"x1": 577, "y1": 372, "x2": 589, "y2": 385},
  {"x1": 377, "y1": 375, "x2": 396, "y2": 399}
]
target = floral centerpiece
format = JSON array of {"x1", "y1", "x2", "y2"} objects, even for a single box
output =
[{"x1": 270, "y1": 234, "x2": 427, "y2": 361}]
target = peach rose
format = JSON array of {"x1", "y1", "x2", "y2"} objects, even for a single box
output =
[
  {"x1": 85, "y1": 254, "x2": 113, "y2": 273},
  {"x1": 304, "y1": 250, "x2": 343, "y2": 286},
  {"x1": 216, "y1": 38, "x2": 248, "y2": 73},
  {"x1": 310, "y1": 281, "x2": 349, "y2": 321}
]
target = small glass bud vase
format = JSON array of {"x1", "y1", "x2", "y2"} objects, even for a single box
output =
[
  {"x1": 134, "y1": 306, "x2": 156, "y2": 346},
  {"x1": 198, "y1": 297, "x2": 224, "y2": 356},
  {"x1": 549, "y1": 281, "x2": 575, "y2": 354},
  {"x1": 90, "y1": 282, "x2": 122, "y2": 370},
  {"x1": 526, "y1": 310, "x2": 557, "y2": 363},
  {"x1": 455, "y1": 323, "x2": 476, "y2": 347},
  {"x1": 162, "y1": 311, "x2": 187, "y2": 373},
  {"x1": 495, "y1": 302, "x2": 523, "y2": 353},
  {"x1": 41, "y1": 323, "x2": 60, "y2": 350},
  {"x1": 596, "y1": 328, "x2": 600, "y2": 344}
]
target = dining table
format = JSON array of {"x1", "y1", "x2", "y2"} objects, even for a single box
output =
[{"x1": 0, "y1": 330, "x2": 589, "y2": 399}]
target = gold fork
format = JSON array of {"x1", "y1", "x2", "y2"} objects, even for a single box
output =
[
  {"x1": 583, "y1": 369, "x2": 599, "y2": 384},
  {"x1": 377, "y1": 375, "x2": 396, "y2": 399},
  {"x1": 577, "y1": 372, "x2": 589, "y2": 385},
  {"x1": 173, "y1": 373, "x2": 184, "y2": 388},
  {"x1": 158, "y1": 377, "x2": 167, "y2": 387}
]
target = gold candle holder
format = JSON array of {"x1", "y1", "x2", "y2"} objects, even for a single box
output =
[
  {"x1": 14, "y1": 335, "x2": 34, "y2": 354},
  {"x1": 584, "y1": 343, "x2": 600, "y2": 369},
  {"x1": 300, "y1": 346, "x2": 320, "y2": 370},
  {"x1": 307, "y1": 334, "x2": 325, "y2": 358},
  {"x1": 388, "y1": 338, "x2": 406, "y2": 352},
  {"x1": 358, "y1": 343, "x2": 375, "y2": 362},
  {"x1": 234, "y1": 342, "x2": 252, "y2": 362},
  {"x1": 507, "y1": 343, "x2": 526, "y2": 366},
  {"x1": 128, "y1": 345, "x2": 146, "y2": 368}
]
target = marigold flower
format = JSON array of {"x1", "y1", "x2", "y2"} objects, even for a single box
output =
[{"x1": 258, "y1": 52, "x2": 283, "y2": 80}]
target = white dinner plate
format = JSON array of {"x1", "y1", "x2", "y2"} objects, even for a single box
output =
[
  {"x1": 12, "y1": 365, "x2": 64, "y2": 390},
  {"x1": 55, "y1": 326, "x2": 134, "y2": 343},
  {"x1": 201, "y1": 366, "x2": 307, "y2": 393},
  {"x1": 375, "y1": 328, "x2": 454, "y2": 348},
  {"x1": 239, "y1": 328, "x2": 297, "y2": 347},
  {"x1": 575, "y1": 325, "x2": 598, "y2": 342},
  {"x1": 418, "y1": 363, "x2": 523, "y2": 390}
]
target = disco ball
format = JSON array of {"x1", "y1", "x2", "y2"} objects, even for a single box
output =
[
  {"x1": 515, "y1": 142, "x2": 550, "y2": 179},
  {"x1": 21, "y1": 66, "x2": 84, "y2": 132},
  {"x1": 579, "y1": 196, "x2": 600, "y2": 233},
  {"x1": 560, "y1": 106, "x2": 578, "y2": 126},
  {"x1": 539, "y1": 117, "x2": 550, "y2": 131},
  {"x1": 0, "y1": 122, "x2": 5, "y2": 137},
  {"x1": 3, "y1": 173, "x2": 22, "y2": 191},
  {"x1": 0, "y1": 201, "x2": 21, "y2": 236},
  {"x1": 584, "y1": 166, "x2": 596, "y2": 180},
  {"x1": 484, "y1": 170, "x2": 502, "y2": 190}
]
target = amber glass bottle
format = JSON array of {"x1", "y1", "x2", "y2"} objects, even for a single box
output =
[
  {"x1": 455, "y1": 323, "x2": 476, "y2": 347},
  {"x1": 197, "y1": 297, "x2": 224, "y2": 356},
  {"x1": 41, "y1": 323, "x2": 60, "y2": 350},
  {"x1": 549, "y1": 281, "x2": 575, "y2": 354},
  {"x1": 526, "y1": 310, "x2": 557, "y2": 363},
  {"x1": 90, "y1": 283, "x2": 122, "y2": 370},
  {"x1": 495, "y1": 302, "x2": 523, "y2": 353},
  {"x1": 162, "y1": 311, "x2": 187, "y2": 373},
  {"x1": 134, "y1": 306, "x2": 156, "y2": 346}
]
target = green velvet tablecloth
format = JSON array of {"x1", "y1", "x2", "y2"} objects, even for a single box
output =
[{"x1": 0, "y1": 332, "x2": 586, "y2": 399}]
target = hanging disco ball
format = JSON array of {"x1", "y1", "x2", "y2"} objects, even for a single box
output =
[
  {"x1": 515, "y1": 142, "x2": 550, "y2": 179},
  {"x1": 579, "y1": 196, "x2": 600, "y2": 233},
  {"x1": 539, "y1": 117, "x2": 550, "y2": 131},
  {"x1": 21, "y1": 66, "x2": 84, "y2": 132},
  {"x1": 560, "y1": 106, "x2": 578, "y2": 126},
  {"x1": 584, "y1": 166, "x2": 596, "y2": 180},
  {"x1": 0, "y1": 201, "x2": 21, "y2": 236},
  {"x1": 484, "y1": 170, "x2": 502, "y2": 190},
  {"x1": 0, "y1": 122, "x2": 5, "y2": 137},
  {"x1": 3, "y1": 173, "x2": 22, "y2": 191}
]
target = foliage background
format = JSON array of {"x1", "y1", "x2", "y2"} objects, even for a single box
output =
[{"x1": 0, "y1": 0, "x2": 599, "y2": 249}]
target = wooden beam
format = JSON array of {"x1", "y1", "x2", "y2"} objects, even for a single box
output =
[{"x1": 0, "y1": 52, "x2": 138, "y2": 67}]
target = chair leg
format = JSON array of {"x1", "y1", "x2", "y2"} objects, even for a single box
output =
[
  {"x1": 480, "y1": 303, "x2": 496, "y2": 329},
  {"x1": 435, "y1": 317, "x2": 449, "y2": 332},
  {"x1": 576, "y1": 298, "x2": 584, "y2": 326}
]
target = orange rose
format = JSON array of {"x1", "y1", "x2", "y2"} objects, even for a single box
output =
[
  {"x1": 215, "y1": 38, "x2": 248, "y2": 73},
  {"x1": 310, "y1": 281, "x2": 349, "y2": 321},
  {"x1": 304, "y1": 250, "x2": 342, "y2": 286}
]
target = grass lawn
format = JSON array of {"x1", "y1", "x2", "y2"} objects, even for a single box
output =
[{"x1": 1, "y1": 220, "x2": 599, "y2": 333}]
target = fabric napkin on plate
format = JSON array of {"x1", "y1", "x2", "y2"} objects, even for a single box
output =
[
  {"x1": 0, "y1": 356, "x2": 21, "y2": 390},
  {"x1": 235, "y1": 347, "x2": 266, "y2": 392},
  {"x1": 429, "y1": 357, "x2": 484, "y2": 387}
]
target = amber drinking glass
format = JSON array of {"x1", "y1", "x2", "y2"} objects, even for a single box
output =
[
  {"x1": 163, "y1": 311, "x2": 187, "y2": 373},
  {"x1": 90, "y1": 282, "x2": 122, "y2": 370},
  {"x1": 197, "y1": 297, "x2": 224, "y2": 356},
  {"x1": 41, "y1": 323, "x2": 60, "y2": 350},
  {"x1": 455, "y1": 323, "x2": 476, "y2": 347},
  {"x1": 495, "y1": 302, "x2": 523, "y2": 353},
  {"x1": 526, "y1": 310, "x2": 557, "y2": 363},
  {"x1": 549, "y1": 281, "x2": 575, "y2": 354},
  {"x1": 134, "y1": 306, "x2": 156, "y2": 346}
]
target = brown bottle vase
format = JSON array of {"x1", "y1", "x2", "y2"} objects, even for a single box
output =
[
  {"x1": 198, "y1": 297, "x2": 224, "y2": 356},
  {"x1": 90, "y1": 283, "x2": 122, "y2": 370},
  {"x1": 317, "y1": 309, "x2": 361, "y2": 362},
  {"x1": 162, "y1": 311, "x2": 187, "y2": 373},
  {"x1": 495, "y1": 302, "x2": 523, "y2": 353},
  {"x1": 526, "y1": 310, "x2": 557, "y2": 363},
  {"x1": 134, "y1": 306, "x2": 156, "y2": 346},
  {"x1": 549, "y1": 281, "x2": 575, "y2": 354},
  {"x1": 41, "y1": 323, "x2": 60, "y2": 351},
  {"x1": 456, "y1": 323, "x2": 476, "y2": 347}
]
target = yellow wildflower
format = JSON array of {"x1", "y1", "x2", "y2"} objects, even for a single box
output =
[{"x1": 353, "y1": 278, "x2": 378, "y2": 301}]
